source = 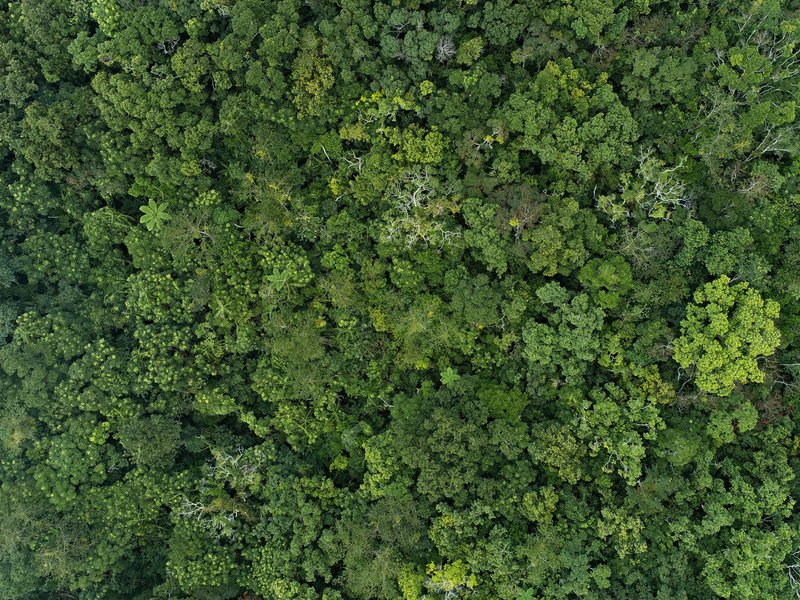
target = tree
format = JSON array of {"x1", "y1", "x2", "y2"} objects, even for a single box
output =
[
  {"x1": 578, "y1": 255, "x2": 633, "y2": 309},
  {"x1": 117, "y1": 414, "x2": 182, "y2": 470},
  {"x1": 139, "y1": 199, "x2": 172, "y2": 231},
  {"x1": 673, "y1": 275, "x2": 781, "y2": 396},
  {"x1": 522, "y1": 282, "x2": 605, "y2": 387},
  {"x1": 3, "y1": 0, "x2": 800, "y2": 597},
  {"x1": 440, "y1": 367, "x2": 460, "y2": 387},
  {"x1": 502, "y1": 59, "x2": 638, "y2": 190}
]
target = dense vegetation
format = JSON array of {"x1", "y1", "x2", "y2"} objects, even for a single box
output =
[{"x1": 2, "y1": 0, "x2": 800, "y2": 597}]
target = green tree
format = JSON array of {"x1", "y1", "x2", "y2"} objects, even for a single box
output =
[
  {"x1": 117, "y1": 414, "x2": 182, "y2": 470},
  {"x1": 139, "y1": 199, "x2": 172, "y2": 231},
  {"x1": 673, "y1": 276, "x2": 781, "y2": 396},
  {"x1": 503, "y1": 59, "x2": 638, "y2": 190},
  {"x1": 522, "y1": 282, "x2": 605, "y2": 387},
  {"x1": 440, "y1": 367, "x2": 460, "y2": 387},
  {"x1": 578, "y1": 255, "x2": 633, "y2": 309}
]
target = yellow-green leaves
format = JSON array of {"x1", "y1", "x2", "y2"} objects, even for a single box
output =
[
  {"x1": 673, "y1": 276, "x2": 781, "y2": 396},
  {"x1": 91, "y1": 0, "x2": 123, "y2": 36},
  {"x1": 387, "y1": 126, "x2": 446, "y2": 165},
  {"x1": 455, "y1": 37, "x2": 484, "y2": 66},
  {"x1": 292, "y1": 33, "x2": 334, "y2": 118},
  {"x1": 521, "y1": 486, "x2": 558, "y2": 524},
  {"x1": 425, "y1": 560, "x2": 477, "y2": 599}
]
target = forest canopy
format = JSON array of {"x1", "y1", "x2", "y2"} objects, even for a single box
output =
[{"x1": 1, "y1": 0, "x2": 800, "y2": 598}]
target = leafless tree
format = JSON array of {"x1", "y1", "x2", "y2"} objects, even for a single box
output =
[
  {"x1": 436, "y1": 35, "x2": 456, "y2": 63},
  {"x1": 156, "y1": 37, "x2": 179, "y2": 54}
]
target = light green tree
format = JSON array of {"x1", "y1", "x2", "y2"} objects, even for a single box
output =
[
  {"x1": 440, "y1": 367, "x2": 460, "y2": 387},
  {"x1": 139, "y1": 200, "x2": 172, "y2": 231},
  {"x1": 673, "y1": 275, "x2": 781, "y2": 396}
]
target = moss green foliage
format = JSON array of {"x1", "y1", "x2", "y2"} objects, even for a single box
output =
[{"x1": 2, "y1": 0, "x2": 800, "y2": 599}]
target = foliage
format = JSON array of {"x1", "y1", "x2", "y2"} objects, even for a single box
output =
[
  {"x1": 440, "y1": 367, "x2": 460, "y2": 387},
  {"x1": 1, "y1": 0, "x2": 800, "y2": 598},
  {"x1": 139, "y1": 200, "x2": 173, "y2": 231},
  {"x1": 673, "y1": 276, "x2": 781, "y2": 396}
]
